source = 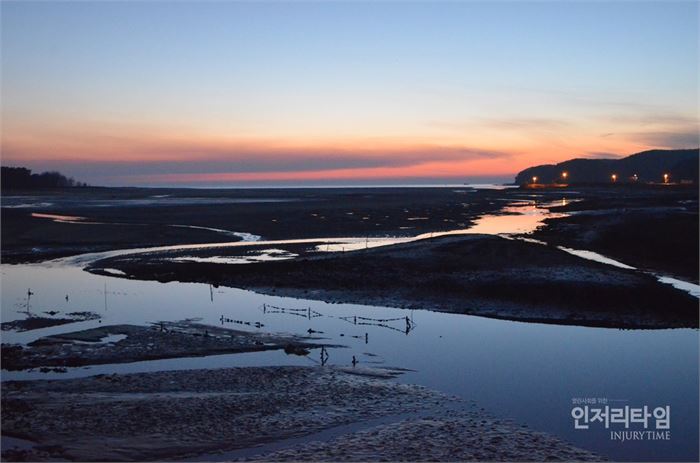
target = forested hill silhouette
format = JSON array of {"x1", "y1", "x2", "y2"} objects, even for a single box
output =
[
  {"x1": 1, "y1": 167, "x2": 88, "y2": 190},
  {"x1": 514, "y1": 148, "x2": 699, "y2": 185}
]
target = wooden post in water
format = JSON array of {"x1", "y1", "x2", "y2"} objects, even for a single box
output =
[
  {"x1": 320, "y1": 346, "x2": 329, "y2": 366},
  {"x1": 26, "y1": 288, "x2": 33, "y2": 314}
]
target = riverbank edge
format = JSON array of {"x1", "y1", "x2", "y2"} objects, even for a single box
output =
[{"x1": 86, "y1": 234, "x2": 699, "y2": 329}]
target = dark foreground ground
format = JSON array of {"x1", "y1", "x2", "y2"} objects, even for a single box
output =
[
  {"x1": 0, "y1": 319, "x2": 604, "y2": 461},
  {"x1": 1, "y1": 366, "x2": 602, "y2": 462}
]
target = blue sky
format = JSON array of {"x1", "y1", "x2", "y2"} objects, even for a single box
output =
[{"x1": 2, "y1": 1, "x2": 698, "y2": 185}]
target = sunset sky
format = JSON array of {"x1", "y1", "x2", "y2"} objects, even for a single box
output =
[{"x1": 1, "y1": 1, "x2": 698, "y2": 186}]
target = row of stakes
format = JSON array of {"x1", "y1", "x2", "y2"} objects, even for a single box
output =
[
  {"x1": 28, "y1": 285, "x2": 405, "y2": 368},
  {"x1": 220, "y1": 316, "x2": 264, "y2": 328},
  {"x1": 221, "y1": 302, "x2": 418, "y2": 367}
]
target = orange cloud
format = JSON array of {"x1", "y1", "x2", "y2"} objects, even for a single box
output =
[{"x1": 2, "y1": 112, "x2": 693, "y2": 185}]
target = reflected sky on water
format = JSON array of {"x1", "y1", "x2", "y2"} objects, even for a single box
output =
[{"x1": 1, "y1": 199, "x2": 697, "y2": 462}]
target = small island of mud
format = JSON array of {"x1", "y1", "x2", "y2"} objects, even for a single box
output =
[
  {"x1": 1, "y1": 321, "x2": 327, "y2": 371},
  {"x1": 89, "y1": 234, "x2": 699, "y2": 329},
  {"x1": 1, "y1": 312, "x2": 101, "y2": 332}
]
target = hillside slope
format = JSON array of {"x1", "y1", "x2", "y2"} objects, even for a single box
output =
[{"x1": 514, "y1": 148, "x2": 698, "y2": 184}]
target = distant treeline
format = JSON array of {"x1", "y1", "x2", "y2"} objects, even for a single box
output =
[
  {"x1": 514, "y1": 148, "x2": 699, "y2": 185},
  {"x1": 1, "y1": 166, "x2": 88, "y2": 190}
]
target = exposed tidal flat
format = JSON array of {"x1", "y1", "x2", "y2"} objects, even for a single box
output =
[
  {"x1": 91, "y1": 233, "x2": 697, "y2": 329},
  {"x1": 1, "y1": 321, "x2": 327, "y2": 371},
  {"x1": 1, "y1": 184, "x2": 698, "y2": 461},
  {"x1": 1, "y1": 187, "x2": 506, "y2": 263},
  {"x1": 1, "y1": 366, "x2": 603, "y2": 462}
]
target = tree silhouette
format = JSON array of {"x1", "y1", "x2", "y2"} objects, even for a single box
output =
[{"x1": 1, "y1": 166, "x2": 88, "y2": 190}]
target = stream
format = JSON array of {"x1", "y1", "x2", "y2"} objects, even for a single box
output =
[{"x1": 1, "y1": 199, "x2": 698, "y2": 461}]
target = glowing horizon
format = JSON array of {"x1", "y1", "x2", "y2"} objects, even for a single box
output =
[{"x1": 1, "y1": 1, "x2": 698, "y2": 186}]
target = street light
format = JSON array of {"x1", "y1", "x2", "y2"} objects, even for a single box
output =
[
  {"x1": 663, "y1": 173, "x2": 669, "y2": 184},
  {"x1": 532, "y1": 176, "x2": 538, "y2": 184},
  {"x1": 611, "y1": 174, "x2": 617, "y2": 183},
  {"x1": 562, "y1": 171, "x2": 568, "y2": 180}
]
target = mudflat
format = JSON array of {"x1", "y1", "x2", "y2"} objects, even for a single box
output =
[
  {"x1": 3, "y1": 185, "x2": 697, "y2": 287},
  {"x1": 1, "y1": 366, "x2": 602, "y2": 462},
  {"x1": 90, "y1": 234, "x2": 698, "y2": 329},
  {"x1": 1, "y1": 321, "x2": 326, "y2": 371},
  {"x1": 244, "y1": 412, "x2": 604, "y2": 462},
  {"x1": 1, "y1": 312, "x2": 101, "y2": 332},
  {"x1": 535, "y1": 202, "x2": 699, "y2": 283},
  {"x1": 1, "y1": 186, "x2": 506, "y2": 263}
]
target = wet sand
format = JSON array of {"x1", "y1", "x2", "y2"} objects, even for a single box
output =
[
  {"x1": 2, "y1": 321, "x2": 326, "y2": 371},
  {"x1": 90, "y1": 234, "x2": 699, "y2": 329},
  {"x1": 245, "y1": 412, "x2": 604, "y2": 462},
  {"x1": 1, "y1": 366, "x2": 602, "y2": 462}
]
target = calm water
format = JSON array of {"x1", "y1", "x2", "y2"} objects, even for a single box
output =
[{"x1": 1, "y1": 201, "x2": 698, "y2": 462}]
